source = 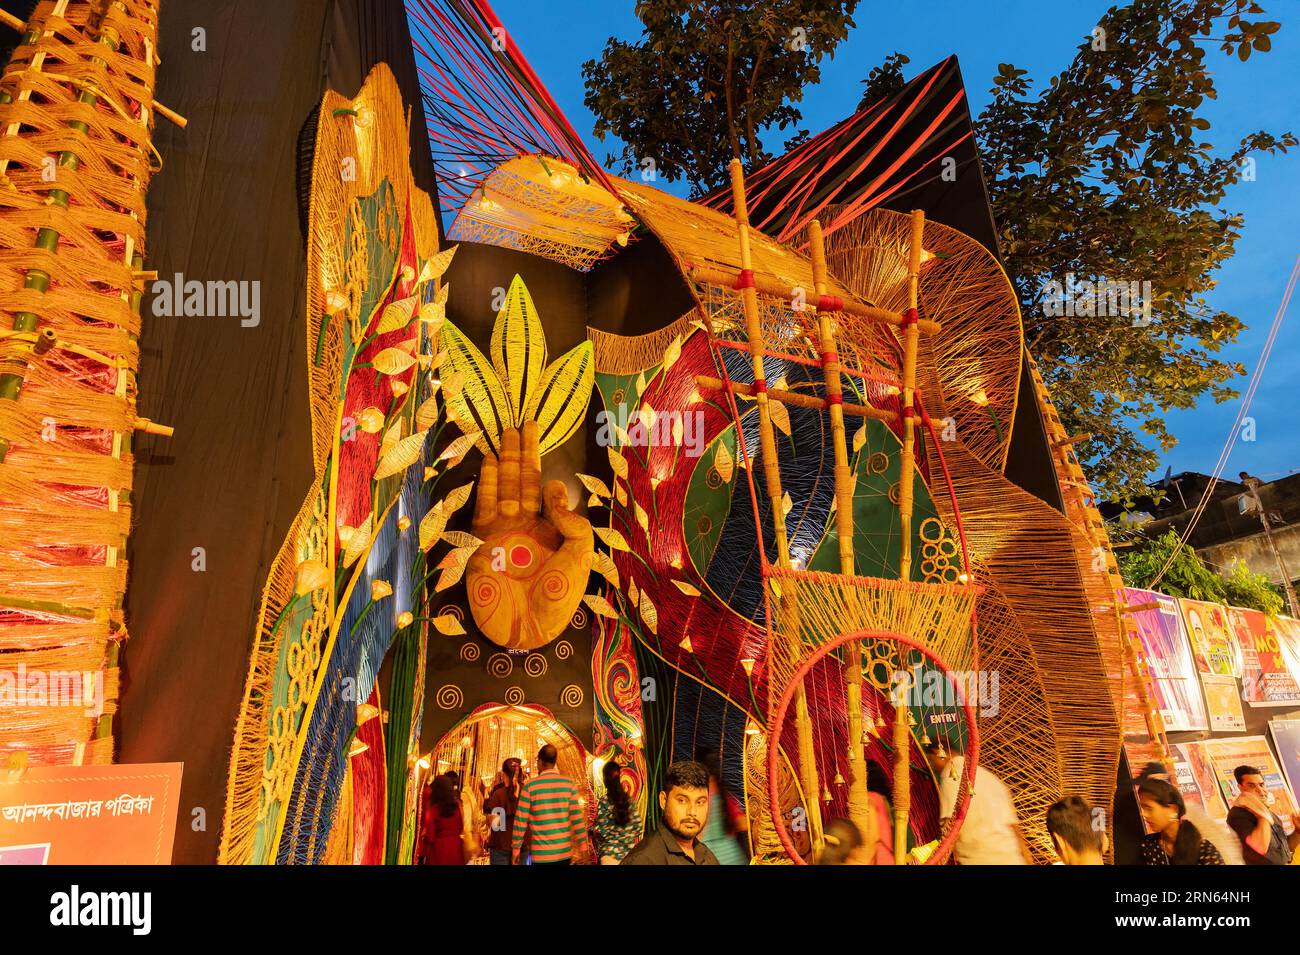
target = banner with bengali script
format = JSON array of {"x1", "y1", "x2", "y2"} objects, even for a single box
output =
[
  {"x1": 1269, "y1": 719, "x2": 1300, "y2": 809},
  {"x1": 1122, "y1": 588, "x2": 1208, "y2": 732},
  {"x1": 1230, "y1": 607, "x2": 1300, "y2": 706},
  {"x1": 1198, "y1": 736, "x2": 1297, "y2": 833},
  {"x1": 0, "y1": 762, "x2": 182, "y2": 864}
]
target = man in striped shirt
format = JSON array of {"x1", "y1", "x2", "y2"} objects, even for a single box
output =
[{"x1": 512, "y1": 744, "x2": 588, "y2": 865}]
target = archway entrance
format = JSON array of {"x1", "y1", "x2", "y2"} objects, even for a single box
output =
[{"x1": 420, "y1": 703, "x2": 595, "y2": 864}]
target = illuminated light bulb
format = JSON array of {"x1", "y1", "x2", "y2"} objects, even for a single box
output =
[
  {"x1": 416, "y1": 755, "x2": 431, "y2": 770},
  {"x1": 325, "y1": 289, "x2": 349, "y2": 315},
  {"x1": 958, "y1": 572, "x2": 969, "y2": 584},
  {"x1": 371, "y1": 580, "x2": 392, "y2": 601},
  {"x1": 294, "y1": 559, "x2": 329, "y2": 596},
  {"x1": 396, "y1": 610, "x2": 414, "y2": 629},
  {"x1": 745, "y1": 724, "x2": 760, "y2": 736},
  {"x1": 348, "y1": 738, "x2": 369, "y2": 758},
  {"x1": 357, "y1": 702, "x2": 380, "y2": 725}
]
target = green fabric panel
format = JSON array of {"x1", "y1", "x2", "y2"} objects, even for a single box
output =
[{"x1": 683, "y1": 423, "x2": 738, "y2": 575}]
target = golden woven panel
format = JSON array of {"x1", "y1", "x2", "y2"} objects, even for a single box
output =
[
  {"x1": 1027, "y1": 355, "x2": 1144, "y2": 740},
  {"x1": 450, "y1": 155, "x2": 634, "y2": 271},
  {"x1": 821, "y1": 208, "x2": 1022, "y2": 472},
  {"x1": 218, "y1": 63, "x2": 443, "y2": 865},
  {"x1": 0, "y1": 1, "x2": 161, "y2": 769}
]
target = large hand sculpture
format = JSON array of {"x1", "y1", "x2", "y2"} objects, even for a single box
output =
[{"x1": 467, "y1": 420, "x2": 594, "y2": 650}]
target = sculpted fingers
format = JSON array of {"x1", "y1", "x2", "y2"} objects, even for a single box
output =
[
  {"x1": 474, "y1": 451, "x2": 498, "y2": 529},
  {"x1": 499, "y1": 426, "x2": 521, "y2": 517},
  {"x1": 521, "y1": 420, "x2": 541, "y2": 515}
]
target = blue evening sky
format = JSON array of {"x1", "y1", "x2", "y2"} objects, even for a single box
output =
[{"x1": 440, "y1": 1, "x2": 1299, "y2": 484}]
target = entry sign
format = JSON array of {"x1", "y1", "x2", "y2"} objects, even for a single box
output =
[{"x1": 0, "y1": 762, "x2": 183, "y2": 864}]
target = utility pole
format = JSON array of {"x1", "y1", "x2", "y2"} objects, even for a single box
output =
[{"x1": 1240, "y1": 472, "x2": 1298, "y2": 617}]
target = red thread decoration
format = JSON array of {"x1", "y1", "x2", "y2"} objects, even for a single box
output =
[
  {"x1": 816, "y1": 294, "x2": 844, "y2": 313},
  {"x1": 734, "y1": 269, "x2": 756, "y2": 290},
  {"x1": 826, "y1": 393, "x2": 844, "y2": 406},
  {"x1": 752, "y1": 378, "x2": 767, "y2": 394},
  {"x1": 901, "y1": 307, "x2": 919, "y2": 327}
]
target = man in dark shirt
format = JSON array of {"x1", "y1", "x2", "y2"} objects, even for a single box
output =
[
  {"x1": 622, "y1": 760, "x2": 719, "y2": 865},
  {"x1": 1225, "y1": 764, "x2": 1300, "y2": 865}
]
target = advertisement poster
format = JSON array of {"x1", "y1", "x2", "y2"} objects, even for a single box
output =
[
  {"x1": 1199, "y1": 736, "x2": 1297, "y2": 833},
  {"x1": 1178, "y1": 598, "x2": 1241, "y2": 677},
  {"x1": 1269, "y1": 719, "x2": 1300, "y2": 809},
  {"x1": 0, "y1": 762, "x2": 182, "y2": 865},
  {"x1": 1201, "y1": 674, "x2": 1247, "y2": 732},
  {"x1": 1122, "y1": 588, "x2": 1208, "y2": 732},
  {"x1": 1231, "y1": 607, "x2": 1300, "y2": 706},
  {"x1": 1274, "y1": 616, "x2": 1300, "y2": 687},
  {"x1": 1124, "y1": 739, "x2": 1212, "y2": 812}
]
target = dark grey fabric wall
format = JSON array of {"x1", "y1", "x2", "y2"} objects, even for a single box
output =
[{"x1": 120, "y1": 0, "x2": 436, "y2": 865}]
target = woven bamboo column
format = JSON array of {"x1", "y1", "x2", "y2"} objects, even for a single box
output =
[
  {"x1": 727, "y1": 158, "x2": 824, "y2": 854},
  {"x1": 891, "y1": 208, "x2": 925, "y2": 861},
  {"x1": 807, "y1": 218, "x2": 876, "y2": 854}
]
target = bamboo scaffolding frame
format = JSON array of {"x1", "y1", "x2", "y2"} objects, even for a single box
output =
[
  {"x1": 693, "y1": 375, "x2": 898, "y2": 423},
  {"x1": 808, "y1": 217, "x2": 875, "y2": 852},
  {"x1": 688, "y1": 264, "x2": 941, "y2": 335},
  {"x1": 891, "y1": 208, "x2": 925, "y2": 862},
  {"x1": 726, "y1": 158, "x2": 825, "y2": 854}
]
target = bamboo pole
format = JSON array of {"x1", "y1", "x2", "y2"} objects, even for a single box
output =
[
  {"x1": 693, "y1": 375, "x2": 898, "y2": 423},
  {"x1": 807, "y1": 218, "x2": 876, "y2": 856},
  {"x1": 689, "y1": 265, "x2": 941, "y2": 334},
  {"x1": 0, "y1": 1, "x2": 119, "y2": 463},
  {"x1": 892, "y1": 208, "x2": 926, "y2": 862},
  {"x1": 726, "y1": 159, "x2": 824, "y2": 855}
]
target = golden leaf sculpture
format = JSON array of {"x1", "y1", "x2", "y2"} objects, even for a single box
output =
[
  {"x1": 439, "y1": 274, "x2": 593, "y2": 456},
  {"x1": 583, "y1": 593, "x2": 619, "y2": 620},
  {"x1": 375, "y1": 430, "x2": 428, "y2": 479},
  {"x1": 432, "y1": 613, "x2": 466, "y2": 636}
]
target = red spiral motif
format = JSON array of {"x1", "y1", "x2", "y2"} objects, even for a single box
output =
[
  {"x1": 539, "y1": 569, "x2": 568, "y2": 601},
  {"x1": 471, "y1": 576, "x2": 500, "y2": 612}
]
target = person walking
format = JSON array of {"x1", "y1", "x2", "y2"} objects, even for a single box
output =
[
  {"x1": 483, "y1": 757, "x2": 523, "y2": 865},
  {"x1": 418, "y1": 773, "x2": 467, "y2": 866},
  {"x1": 511, "y1": 744, "x2": 588, "y2": 865},
  {"x1": 594, "y1": 760, "x2": 643, "y2": 864}
]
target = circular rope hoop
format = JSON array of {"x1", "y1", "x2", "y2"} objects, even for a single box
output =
[{"x1": 766, "y1": 628, "x2": 981, "y2": 865}]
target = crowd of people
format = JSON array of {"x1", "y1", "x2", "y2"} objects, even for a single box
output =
[{"x1": 415, "y1": 740, "x2": 1299, "y2": 866}]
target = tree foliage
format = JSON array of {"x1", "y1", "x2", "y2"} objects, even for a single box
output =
[
  {"x1": 1221, "y1": 558, "x2": 1285, "y2": 615},
  {"x1": 1118, "y1": 530, "x2": 1229, "y2": 601},
  {"x1": 971, "y1": 0, "x2": 1294, "y2": 500},
  {"x1": 1116, "y1": 528, "x2": 1283, "y2": 613},
  {"x1": 582, "y1": 1, "x2": 860, "y2": 196}
]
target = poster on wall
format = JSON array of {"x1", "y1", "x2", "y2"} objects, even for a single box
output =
[
  {"x1": 1199, "y1": 736, "x2": 1298, "y2": 833},
  {"x1": 1274, "y1": 616, "x2": 1300, "y2": 687},
  {"x1": 1174, "y1": 741, "x2": 1227, "y2": 818},
  {"x1": 1178, "y1": 598, "x2": 1241, "y2": 677},
  {"x1": 1230, "y1": 607, "x2": 1300, "y2": 706},
  {"x1": 1124, "y1": 739, "x2": 1214, "y2": 813},
  {"x1": 0, "y1": 762, "x2": 182, "y2": 865},
  {"x1": 1122, "y1": 588, "x2": 1208, "y2": 732},
  {"x1": 1269, "y1": 719, "x2": 1300, "y2": 808},
  {"x1": 1201, "y1": 674, "x2": 1247, "y2": 732}
]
